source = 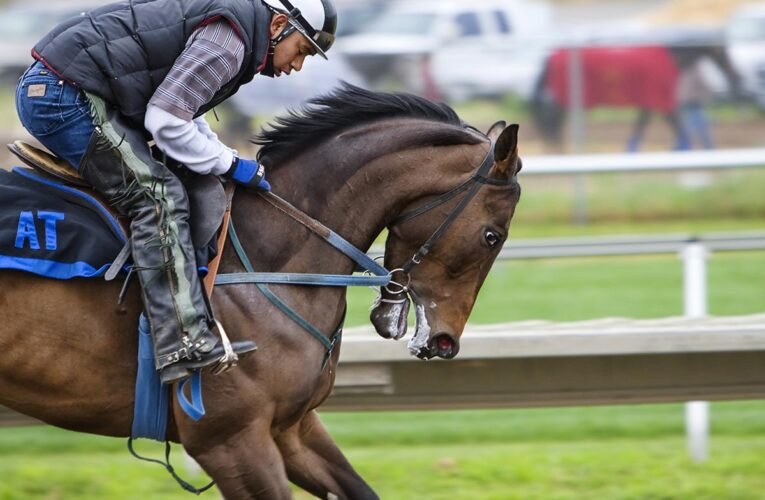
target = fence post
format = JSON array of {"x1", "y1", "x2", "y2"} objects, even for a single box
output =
[
  {"x1": 566, "y1": 45, "x2": 588, "y2": 225},
  {"x1": 681, "y1": 240, "x2": 710, "y2": 463}
]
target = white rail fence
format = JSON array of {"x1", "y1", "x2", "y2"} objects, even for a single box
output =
[{"x1": 522, "y1": 148, "x2": 765, "y2": 175}]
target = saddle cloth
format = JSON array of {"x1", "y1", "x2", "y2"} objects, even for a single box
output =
[
  {"x1": 2, "y1": 142, "x2": 227, "y2": 280},
  {"x1": 0, "y1": 167, "x2": 128, "y2": 279}
]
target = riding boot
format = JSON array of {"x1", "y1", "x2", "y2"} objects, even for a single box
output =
[{"x1": 79, "y1": 94, "x2": 256, "y2": 384}]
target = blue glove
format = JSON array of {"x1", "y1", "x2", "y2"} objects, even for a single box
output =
[{"x1": 225, "y1": 157, "x2": 271, "y2": 192}]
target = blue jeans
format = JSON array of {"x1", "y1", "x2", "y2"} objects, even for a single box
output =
[
  {"x1": 15, "y1": 61, "x2": 95, "y2": 169},
  {"x1": 680, "y1": 102, "x2": 714, "y2": 150}
]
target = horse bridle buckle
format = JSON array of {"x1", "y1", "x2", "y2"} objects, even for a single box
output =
[{"x1": 384, "y1": 268, "x2": 411, "y2": 296}]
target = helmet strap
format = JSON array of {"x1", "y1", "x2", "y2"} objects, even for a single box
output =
[
  {"x1": 262, "y1": 24, "x2": 297, "y2": 78},
  {"x1": 272, "y1": 24, "x2": 297, "y2": 47}
]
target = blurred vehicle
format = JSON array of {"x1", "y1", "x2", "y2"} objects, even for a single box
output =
[
  {"x1": 431, "y1": 23, "x2": 552, "y2": 102},
  {"x1": 334, "y1": 0, "x2": 553, "y2": 101},
  {"x1": 0, "y1": 1, "x2": 105, "y2": 82},
  {"x1": 726, "y1": 2, "x2": 765, "y2": 107},
  {"x1": 335, "y1": 1, "x2": 387, "y2": 37}
]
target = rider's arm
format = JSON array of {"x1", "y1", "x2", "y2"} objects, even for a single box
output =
[
  {"x1": 145, "y1": 20, "x2": 244, "y2": 176},
  {"x1": 145, "y1": 107, "x2": 236, "y2": 175}
]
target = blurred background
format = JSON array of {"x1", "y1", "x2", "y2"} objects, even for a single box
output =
[{"x1": 1, "y1": 0, "x2": 764, "y2": 499}]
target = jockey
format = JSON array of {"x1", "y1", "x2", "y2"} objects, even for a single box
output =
[{"x1": 15, "y1": 0, "x2": 338, "y2": 384}]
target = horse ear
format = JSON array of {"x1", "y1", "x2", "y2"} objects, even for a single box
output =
[
  {"x1": 494, "y1": 124, "x2": 520, "y2": 175},
  {"x1": 486, "y1": 121, "x2": 507, "y2": 141}
]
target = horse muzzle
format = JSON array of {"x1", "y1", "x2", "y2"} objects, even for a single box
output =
[
  {"x1": 370, "y1": 295, "x2": 410, "y2": 340},
  {"x1": 415, "y1": 333, "x2": 460, "y2": 360}
]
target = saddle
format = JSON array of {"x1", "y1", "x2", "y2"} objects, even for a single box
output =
[
  {"x1": 8, "y1": 140, "x2": 91, "y2": 188},
  {"x1": 5, "y1": 140, "x2": 228, "y2": 280}
]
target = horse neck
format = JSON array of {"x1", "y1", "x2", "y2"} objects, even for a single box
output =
[{"x1": 225, "y1": 120, "x2": 486, "y2": 276}]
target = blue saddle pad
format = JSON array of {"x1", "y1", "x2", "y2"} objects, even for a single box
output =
[{"x1": 0, "y1": 167, "x2": 127, "y2": 279}]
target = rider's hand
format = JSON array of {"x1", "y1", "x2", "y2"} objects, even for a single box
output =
[{"x1": 224, "y1": 157, "x2": 271, "y2": 192}]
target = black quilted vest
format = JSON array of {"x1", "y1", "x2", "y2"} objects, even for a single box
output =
[{"x1": 33, "y1": 0, "x2": 272, "y2": 127}]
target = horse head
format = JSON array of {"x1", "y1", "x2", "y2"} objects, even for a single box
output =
[
  {"x1": 371, "y1": 121, "x2": 522, "y2": 359},
  {"x1": 243, "y1": 84, "x2": 522, "y2": 362}
]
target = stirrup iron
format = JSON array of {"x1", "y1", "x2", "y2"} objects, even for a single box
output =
[{"x1": 211, "y1": 320, "x2": 238, "y2": 375}]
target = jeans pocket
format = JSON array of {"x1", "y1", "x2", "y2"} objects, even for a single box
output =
[
  {"x1": 59, "y1": 81, "x2": 90, "y2": 121},
  {"x1": 16, "y1": 79, "x2": 67, "y2": 137}
]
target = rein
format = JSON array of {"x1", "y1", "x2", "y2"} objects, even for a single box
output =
[{"x1": 213, "y1": 138, "x2": 511, "y2": 356}]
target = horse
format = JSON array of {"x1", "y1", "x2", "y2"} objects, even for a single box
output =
[
  {"x1": 0, "y1": 84, "x2": 522, "y2": 499},
  {"x1": 530, "y1": 43, "x2": 741, "y2": 152}
]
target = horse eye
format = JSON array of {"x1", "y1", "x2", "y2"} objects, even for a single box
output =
[{"x1": 484, "y1": 230, "x2": 501, "y2": 247}]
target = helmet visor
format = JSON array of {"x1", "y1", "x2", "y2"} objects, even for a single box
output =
[{"x1": 288, "y1": 18, "x2": 335, "y2": 59}]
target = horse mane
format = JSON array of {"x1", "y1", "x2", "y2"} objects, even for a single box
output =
[{"x1": 254, "y1": 82, "x2": 479, "y2": 167}]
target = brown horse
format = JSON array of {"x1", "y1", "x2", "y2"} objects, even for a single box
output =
[{"x1": 0, "y1": 85, "x2": 522, "y2": 499}]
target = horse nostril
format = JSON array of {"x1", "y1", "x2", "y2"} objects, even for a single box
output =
[
  {"x1": 437, "y1": 336, "x2": 452, "y2": 352},
  {"x1": 430, "y1": 334, "x2": 458, "y2": 359}
]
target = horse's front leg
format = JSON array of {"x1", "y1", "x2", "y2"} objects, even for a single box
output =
[
  {"x1": 184, "y1": 419, "x2": 293, "y2": 500},
  {"x1": 276, "y1": 410, "x2": 379, "y2": 500}
]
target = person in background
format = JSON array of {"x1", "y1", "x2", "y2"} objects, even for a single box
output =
[
  {"x1": 675, "y1": 44, "x2": 742, "y2": 150},
  {"x1": 677, "y1": 58, "x2": 717, "y2": 149}
]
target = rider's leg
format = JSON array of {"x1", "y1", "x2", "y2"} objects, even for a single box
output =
[{"x1": 80, "y1": 94, "x2": 254, "y2": 383}]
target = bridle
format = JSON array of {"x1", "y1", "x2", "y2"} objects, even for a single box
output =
[
  {"x1": 390, "y1": 139, "x2": 514, "y2": 276},
  {"x1": 215, "y1": 137, "x2": 516, "y2": 359}
]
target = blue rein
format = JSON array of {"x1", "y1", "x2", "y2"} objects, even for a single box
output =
[
  {"x1": 216, "y1": 193, "x2": 392, "y2": 289},
  {"x1": 214, "y1": 195, "x2": 385, "y2": 361}
]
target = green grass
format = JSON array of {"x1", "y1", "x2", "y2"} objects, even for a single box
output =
[
  {"x1": 3, "y1": 402, "x2": 765, "y2": 499},
  {"x1": 514, "y1": 171, "x2": 765, "y2": 227},
  {"x1": 342, "y1": 437, "x2": 765, "y2": 500}
]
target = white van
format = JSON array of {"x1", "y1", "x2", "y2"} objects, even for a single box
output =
[
  {"x1": 335, "y1": 0, "x2": 553, "y2": 100},
  {"x1": 726, "y1": 2, "x2": 765, "y2": 107}
]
